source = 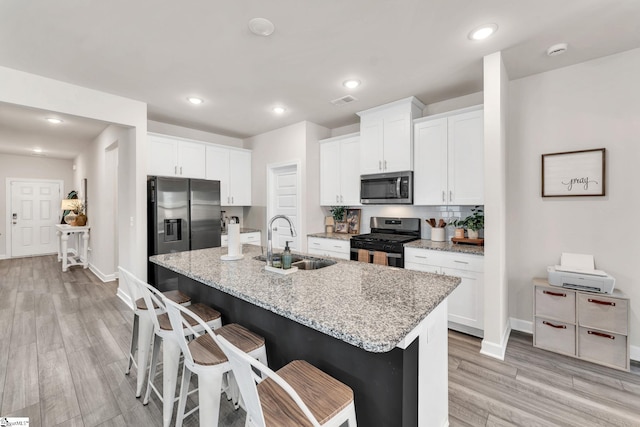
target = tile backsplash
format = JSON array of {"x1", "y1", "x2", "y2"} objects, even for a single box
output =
[{"x1": 326, "y1": 205, "x2": 483, "y2": 240}]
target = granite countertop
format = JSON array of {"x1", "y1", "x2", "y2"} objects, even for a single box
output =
[
  {"x1": 150, "y1": 245, "x2": 460, "y2": 353},
  {"x1": 221, "y1": 228, "x2": 261, "y2": 236},
  {"x1": 405, "y1": 239, "x2": 484, "y2": 256},
  {"x1": 307, "y1": 232, "x2": 354, "y2": 241}
]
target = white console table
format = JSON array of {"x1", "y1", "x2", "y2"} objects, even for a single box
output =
[{"x1": 56, "y1": 224, "x2": 90, "y2": 272}]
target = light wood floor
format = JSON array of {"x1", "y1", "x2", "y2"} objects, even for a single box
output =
[{"x1": 1, "y1": 255, "x2": 638, "y2": 426}]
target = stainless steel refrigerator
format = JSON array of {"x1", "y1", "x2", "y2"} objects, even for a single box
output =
[{"x1": 147, "y1": 176, "x2": 221, "y2": 288}]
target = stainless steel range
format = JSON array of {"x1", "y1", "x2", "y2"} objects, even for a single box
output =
[{"x1": 350, "y1": 217, "x2": 421, "y2": 268}]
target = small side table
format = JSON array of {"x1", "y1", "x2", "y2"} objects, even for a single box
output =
[{"x1": 56, "y1": 224, "x2": 90, "y2": 272}]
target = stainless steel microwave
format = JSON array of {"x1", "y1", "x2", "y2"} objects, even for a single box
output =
[{"x1": 360, "y1": 171, "x2": 413, "y2": 204}]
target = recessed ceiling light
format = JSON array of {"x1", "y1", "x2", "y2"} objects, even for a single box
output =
[
  {"x1": 33, "y1": 148, "x2": 43, "y2": 153},
  {"x1": 187, "y1": 97, "x2": 204, "y2": 105},
  {"x1": 272, "y1": 106, "x2": 286, "y2": 114},
  {"x1": 547, "y1": 43, "x2": 569, "y2": 57},
  {"x1": 249, "y1": 18, "x2": 275, "y2": 36},
  {"x1": 46, "y1": 118, "x2": 63, "y2": 124},
  {"x1": 343, "y1": 79, "x2": 361, "y2": 89},
  {"x1": 468, "y1": 23, "x2": 498, "y2": 41}
]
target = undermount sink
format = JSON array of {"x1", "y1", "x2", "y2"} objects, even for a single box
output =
[
  {"x1": 253, "y1": 254, "x2": 336, "y2": 270},
  {"x1": 291, "y1": 259, "x2": 337, "y2": 270}
]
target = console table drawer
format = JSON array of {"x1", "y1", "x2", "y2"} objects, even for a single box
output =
[
  {"x1": 578, "y1": 327, "x2": 628, "y2": 370},
  {"x1": 535, "y1": 286, "x2": 575, "y2": 323},
  {"x1": 534, "y1": 318, "x2": 575, "y2": 356},
  {"x1": 578, "y1": 294, "x2": 628, "y2": 335}
]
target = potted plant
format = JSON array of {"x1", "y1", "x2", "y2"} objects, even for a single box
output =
[
  {"x1": 329, "y1": 206, "x2": 346, "y2": 222},
  {"x1": 453, "y1": 206, "x2": 484, "y2": 239}
]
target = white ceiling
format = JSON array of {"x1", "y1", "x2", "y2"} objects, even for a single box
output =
[{"x1": 0, "y1": 0, "x2": 639, "y2": 148}]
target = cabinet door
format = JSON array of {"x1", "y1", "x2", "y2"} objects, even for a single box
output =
[
  {"x1": 178, "y1": 141, "x2": 206, "y2": 178},
  {"x1": 359, "y1": 118, "x2": 384, "y2": 175},
  {"x1": 448, "y1": 110, "x2": 483, "y2": 205},
  {"x1": 148, "y1": 135, "x2": 178, "y2": 176},
  {"x1": 320, "y1": 140, "x2": 341, "y2": 205},
  {"x1": 382, "y1": 113, "x2": 412, "y2": 172},
  {"x1": 442, "y1": 267, "x2": 484, "y2": 330},
  {"x1": 206, "y1": 146, "x2": 230, "y2": 204},
  {"x1": 339, "y1": 136, "x2": 361, "y2": 205},
  {"x1": 414, "y1": 118, "x2": 448, "y2": 205},
  {"x1": 229, "y1": 150, "x2": 252, "y2": 206}
]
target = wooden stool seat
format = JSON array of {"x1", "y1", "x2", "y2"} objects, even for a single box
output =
[
  {"x1": 259, "y1": 360, "x2": 355, "y2": 426},
  {"x1": 189, "y1": 323, "x2": 266, "y2": 366},
  {"x1": 157, "y1": 303, "x2": 221, "y2": 330},
  {"x1": 135, "y1": 289, "x2": 191, "y2": 310}
]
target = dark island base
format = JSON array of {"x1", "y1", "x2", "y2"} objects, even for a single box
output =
[{"x1": 158, "y1": 267, "x2": 419, "y2": 426}]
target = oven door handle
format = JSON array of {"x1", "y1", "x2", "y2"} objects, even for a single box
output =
[{"x1": 350, "y1": 248, "x2": 402, "y2": 259}]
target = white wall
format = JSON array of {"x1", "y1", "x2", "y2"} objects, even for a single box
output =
[
  {"x1": 0, "y1": 153, "x2": 74, "y2": 258},
  {"x1": 0, "y1": 66, "x2": 148, "y2": 306},
  {"x1": 74, "y1": 125, "x2": 128, "y2": 281},
  {"x1": 507, "y1": 48, "x2": 640, "y2": 354}
]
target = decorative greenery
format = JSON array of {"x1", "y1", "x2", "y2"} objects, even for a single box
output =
[
  {"x1": 452, "y1": 206, "x2": 484, "y2": 231},
  {"x1": 70, "y1": 200, "x2": 86, "y2": 215},
  {"x1": 329, "y1": 206, "x2": 346, "y2": 222}
]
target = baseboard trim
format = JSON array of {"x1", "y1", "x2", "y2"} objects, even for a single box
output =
[
  {"x1": 510, "y1": 317, "x2": 533, "y2": 334},
  {"x1": 0, "y1": 254, "x2": 7, "y2": 260},
  {"x1": 631, "y1": 346, "x2": 640, "y2": 362},
  {"x1": 88, "y1": 263, "x2": 117, "y2": 283},
  {"x1": 116, "y1": 287, "x2": 134, "y2": 310},
  {"x1": 480, "y1": 321, "x2": 511, "y2": 360}
]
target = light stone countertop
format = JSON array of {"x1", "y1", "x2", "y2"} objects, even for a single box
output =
[
  {"x1": 405, "y1": 239, "x2": 484, "y2": 256},
  {"x1": 150, "y1": 245, "x2": 460, "y2": 353},
  {"x1": 221, "y1": 228, "x2": 261, "y2": 236},
  {"x1": 307, "y1": 232, "x2": 354, "y2": 241}
]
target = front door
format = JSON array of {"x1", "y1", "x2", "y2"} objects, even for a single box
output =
[{"x1": 10, "y1": 180, "x2": 61, "y2": 257}]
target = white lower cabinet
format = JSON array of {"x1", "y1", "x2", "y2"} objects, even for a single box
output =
[
  {"x1": 405, "y1": 247, "x2": 484, "y2": 336},
  {"x1": 221, "y1": 231, "x2": 261, "y2": 247},
  {"x1": 307, "y1": 237, "x2": 350, "y2": 260}
]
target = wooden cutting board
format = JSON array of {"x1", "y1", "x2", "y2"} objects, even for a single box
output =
[{"x1": 451, "y1": 237, "x2": 484, "y2": 246}]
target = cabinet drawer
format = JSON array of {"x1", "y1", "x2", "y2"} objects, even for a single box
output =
[
  {"x1": 308, "y1": 237, "x2": 349, "y2": 254},
  {"x1": 535, "y1": 286, "x2": 575, "y2": 323},
  {"x1": 578, "y1": 327, "x2": 628, "y2": 370},
  {"x1": 534, "y1": 318, "x2": 575, "y2": 356},
  {"x1": 405, "y1": 262, "x2": 441, "y2": 274},
  {"x1": 404, "y1": 248, "x2": 449, "y2": 267},
  {"x1": 241, "y1": 232, "x2": 261, "y2": 246},
  {"x1": 441, "y1": 253, "x2": 484, "y2": 273},
  {"x1": 578, "y1": 294, "x2": 628, "y2": 335}
]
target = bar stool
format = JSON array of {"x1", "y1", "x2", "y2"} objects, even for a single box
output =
[
  {"x1": 118, "y1": 266, "x2": 192, "y2": 397},
  {"x1": 163, "y1": 298, "x2": 268, "y2": 427},
  {"x1": 132, "y1": 276, "x2": 223, "y2": 427},
  {"x1": 217, "y1": 335, "x2": 357, "y2": 427}
]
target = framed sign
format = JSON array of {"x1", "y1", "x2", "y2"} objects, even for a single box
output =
[
  {"x1": 542, "y1": 148, "x2": 605, "y2": 197},
  {"x1": 346, "y1": 208, "x2": 361, "y2": 234}
]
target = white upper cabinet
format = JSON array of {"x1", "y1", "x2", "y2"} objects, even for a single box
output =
[
  {"x1": 148, "y1": 134, "x2": 206, "y2": 179},
  {"x1": 357, "y1": 97, "x2": 425, "y2": 175},
  {"x1": 320, "y1": 133, "x2": 360, "y2": 206},
  {"x1": 206, "y1": 145, "x2": 252, "y2": 206},
  {"x1": 414, "y1": 106, "x2": 484, "y2": 206}
]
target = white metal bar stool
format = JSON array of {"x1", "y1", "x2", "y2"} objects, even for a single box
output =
[
  {"x1": 133, "y1": 276, "x2": 223, "y2": 427},
  {"x1": 163, "y1": 298, "x2": 268, "y2": 427},
  {"x1": 217, "y1": 335, "x2": 357, "y2": 427},
  {"x1": 119, "y1": 266, "x2": 192, "y2": 397}
]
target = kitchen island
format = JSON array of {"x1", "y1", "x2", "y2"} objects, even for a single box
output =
[{"x1": 150, "y1": 245, "x2": 460, "y2": 426}]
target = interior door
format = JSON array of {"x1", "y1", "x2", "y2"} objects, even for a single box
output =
[
  {"x1": 11, "y1": 180, "x2": 61, "y2": 257},
  {"x1": 269, "y1": 164, "x2": 299, "y2": 251}
]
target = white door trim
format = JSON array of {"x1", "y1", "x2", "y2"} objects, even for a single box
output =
[
  {"x1": 5, "y1": 177, "x2": 65, "y2": 258},
  {"x1": 266, "y1": 160, "x2": 302, "y2": 251}
]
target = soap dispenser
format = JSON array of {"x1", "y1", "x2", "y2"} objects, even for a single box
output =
[{"x1": 283, "y1": 241, "x2": 292, "y2": 269}]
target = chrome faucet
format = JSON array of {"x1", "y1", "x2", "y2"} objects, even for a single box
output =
[{"x1": 267, "y1": 215, "x2": 297, "y2": 267}]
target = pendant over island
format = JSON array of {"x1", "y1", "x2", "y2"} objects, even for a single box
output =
[{"x1": 150, "y1": 245, "x2": 460, "y2": 426}]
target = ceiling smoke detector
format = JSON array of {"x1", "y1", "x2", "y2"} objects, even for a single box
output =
[
  {"x1": 248, "y1": 18, "x2": 275, "y2": 36},
  {"x1": 547, "y1": 43, "x2": 569, "y2": 56},
  {"x1": 330, "y1": 95, "x2": 358, "y2": 106}
]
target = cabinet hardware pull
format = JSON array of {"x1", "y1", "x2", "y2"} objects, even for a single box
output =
[
  {"x1": 415, "y1": 255, "x2": 427, "y2": 259},
  {"x1": 442, "y1": 191, "x2": 445, "y2": 202},
  {"x1": 449, "y1": 190, "x2": 453, "y2": 202},
  {"x1": 588, "y1": 298, "x2": 615, "y2": 307},
  {"x1": 379, "y1": 160, "x2": 382, "y2": 170},
  {"x1": 542, "y1": 321, "x2": 566, "y2": 329},
  {"x1": 453, "y1": 260, "x2": 468, "y2": 264},
  {"x1": 588, "y1": 330, "x2": 615, "y2": 339},
  {"x1": 336, "y1": 195, "x2": 339, "y2": 202},
  {"x1": 340, "y1": 195, "x2": 344, "y2": 203},
  {"x1": 231, "y1": 196, "x2": 234, "y2": 204},
  {"x1": 384, "y1": 160, "x2": 387, "y2": 170},
  {"x1": 333, "y1": 245, "x2": 341, "y2": 248},
  {"x1": 180, "y1": 166, "x2": 183, "y2": 175},
  {"x1": 543, "y1": 290, "x2": 566, "y2": 297},
  {"x1": 175, "y1": 166, "x2": 178, "y2": 174}
]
